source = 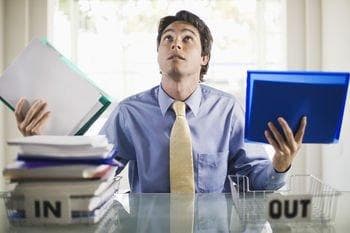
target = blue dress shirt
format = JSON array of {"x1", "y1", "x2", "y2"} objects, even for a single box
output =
[{"x1": 100, "y1": 84, "x2": 286, "y2": 193}]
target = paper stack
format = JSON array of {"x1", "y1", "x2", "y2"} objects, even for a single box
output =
[{"x1": 2, "y1": 135, "x2": 120, "y2": 225}]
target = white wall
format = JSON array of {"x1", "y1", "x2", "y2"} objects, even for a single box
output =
[
  {"x1": 0, "y1": 0, "x2": 4, "y2": 184},
  {"x1": 0, "y1": 0, "x2": 6, "y2": 232},
  {"x1": 321, "y1": 0, "x2": 350, "y2": 191}
]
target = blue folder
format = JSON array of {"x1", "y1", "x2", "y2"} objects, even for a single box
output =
[
  {"x1": 245, "y1": 71, "x2": 349, "y2": 143},
  {"x1": 16, "y1": 147, "x2": 119, "y2": 166},
  {"x1": 16, "y1": 156, "x2": 119, "y2": 166}
]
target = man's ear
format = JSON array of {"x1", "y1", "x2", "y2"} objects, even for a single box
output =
[{"x1": 201, "y1": 55, "x2": 209, "y2": 66}]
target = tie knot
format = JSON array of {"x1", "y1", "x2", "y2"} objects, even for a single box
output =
[{"x1": 172, "y1": 101, "x2": 186, "y2": 116}]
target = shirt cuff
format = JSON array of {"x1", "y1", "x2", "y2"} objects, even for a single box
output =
[
  {"x1": 274, "y1": 164, "x2": 291, "y2": 173},
  {"x1": 265, "y1": 163, "x2": 288, "y2": 190}
]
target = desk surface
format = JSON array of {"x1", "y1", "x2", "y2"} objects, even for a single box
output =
[{"x1": 1, "y1": 192, "x2": 350, "y2": 233}]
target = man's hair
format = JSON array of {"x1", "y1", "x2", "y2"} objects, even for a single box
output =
[{"x1": 157, "y1": 10, "x2": 213, "y2": 82}]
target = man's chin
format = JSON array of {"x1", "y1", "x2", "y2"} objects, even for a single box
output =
[{"x1": 167, "y1": 69, "x2": 183, "y2": 80}]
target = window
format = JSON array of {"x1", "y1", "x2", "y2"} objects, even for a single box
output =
[{"x1": 53, "y1": 0, "x2": 286, "y2": 104}]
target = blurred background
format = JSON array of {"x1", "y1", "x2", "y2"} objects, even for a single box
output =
[{"x1": 0, "y1": 0, "x2": 349, "y2": 192}]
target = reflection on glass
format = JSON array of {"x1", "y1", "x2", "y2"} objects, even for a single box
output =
[
  {"x1": 112, "y1": 194, "x2": 231, "y2": 233},
  {"x1": 5, "y1": 193, "x2": 336, "y2": 233}
]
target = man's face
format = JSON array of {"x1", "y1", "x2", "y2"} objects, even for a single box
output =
[{"x1": 157, "y1": 21, "x2": 208, "y2": 80}]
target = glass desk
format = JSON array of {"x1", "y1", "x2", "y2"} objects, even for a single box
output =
[{"x1": 1, "y1": 192, "x2": 350, "y2": 233}]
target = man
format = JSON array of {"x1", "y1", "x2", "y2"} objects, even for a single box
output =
[{"x1": 15, "y1": 10, "x2": 306, "y2": 193}]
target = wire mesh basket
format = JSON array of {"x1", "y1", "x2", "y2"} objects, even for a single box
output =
[
  {"x1": 0, "y1": 176, "x2": 121, "y2": 225},
  {"x1": 228, "y1": 174, "x2": 341, "y2": 227}
]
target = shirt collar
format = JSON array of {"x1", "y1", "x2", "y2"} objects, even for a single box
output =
[{"x1": 158, "y1": 84, "x2": 202, "y2": 117}]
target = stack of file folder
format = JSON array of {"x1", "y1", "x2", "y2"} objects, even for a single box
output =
[{"x1": 2, "y1": 135, "x2": 120, "y2": 224}]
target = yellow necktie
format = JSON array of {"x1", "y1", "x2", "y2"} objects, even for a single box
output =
[{"x1": 170, "y1": 101, "x2": 195, "y2": 193}]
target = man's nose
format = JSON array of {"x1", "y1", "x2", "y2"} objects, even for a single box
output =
[{"x1": 171, "y1": 39, "x2": 182, "y2": 50}]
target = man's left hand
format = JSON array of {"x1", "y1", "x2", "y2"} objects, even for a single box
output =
[{"x1": 264, "y1": 116, "x2": 307, "y2": 172}]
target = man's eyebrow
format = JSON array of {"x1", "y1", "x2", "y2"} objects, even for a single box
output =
[
  {"x1": 162, "y1": 28, "x2": 198, "y2": 37},
  {"x1": 162, "y1": 28, "x2": 174, "y2": 35},
  {"x1": 181, "y1": 28, "x2": 197, "y2": 36}
]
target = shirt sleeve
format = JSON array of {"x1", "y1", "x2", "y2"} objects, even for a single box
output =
[
  {"x1": 227, "y1": 101, "x2": 287, "y2": 191},
  {"x1": 99, "y1": 103, "x2": 136, "y2": 174}
]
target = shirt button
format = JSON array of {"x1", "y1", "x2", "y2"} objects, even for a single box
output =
[{"x1": 271, "y1": 176, "x2": 275, "y2": 180}]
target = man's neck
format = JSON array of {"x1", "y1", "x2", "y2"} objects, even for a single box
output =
[{"x1": 161, "y1": 74, "x2": 199, "y2": 101}]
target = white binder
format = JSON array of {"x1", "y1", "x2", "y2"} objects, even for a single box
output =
[{"x1": 0, "y1": 38, "x2": 111, "y2": 135}]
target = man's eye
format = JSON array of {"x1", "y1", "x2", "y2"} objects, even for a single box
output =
[
  {"x1": 163, "y1": 35, "x2": 173, "y2": 42},
  {"x1": 183, "y1": 36, "x2": 193, "y2": 42}
]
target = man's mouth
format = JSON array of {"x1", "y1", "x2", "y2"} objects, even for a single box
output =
[{"x1": 168, "y1": 54, "x2": 185, "y2": 60}]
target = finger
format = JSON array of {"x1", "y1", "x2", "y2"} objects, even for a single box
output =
[
  {"x1": 268, "y1": 121, "x2": 287, "y2": 150},
  {"x1": 20, "y1": 100, "x2": 46, "y2": 135},
  {"x1": 264, "y1": 130, "x2": 282, "y2": 152},
  {"x1": 21, "y1": 100, "x2": 46, "y2": 127},
  {"x1": 278, "y1": 117, "x2": 297, "y2": 151},
  {"x1": 26, "y1": 112, "x2": 50, "y2": 136},
  {"x1": 25, "y1": 109, "x2": 50, "y2": 133},
  {"x1": 295, "y1": 116, "x2": 307, "y2": 144},
  {"x1": 30, "y1": 112, "x2": 51, "y2": 135},
  {"x1": 15, "y1": 98, "x2": 26, "y2": 123}
]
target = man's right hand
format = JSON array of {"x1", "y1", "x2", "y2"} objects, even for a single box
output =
[{"x1": 15, "y1": 98, "x2": 51, "y2": 136}]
